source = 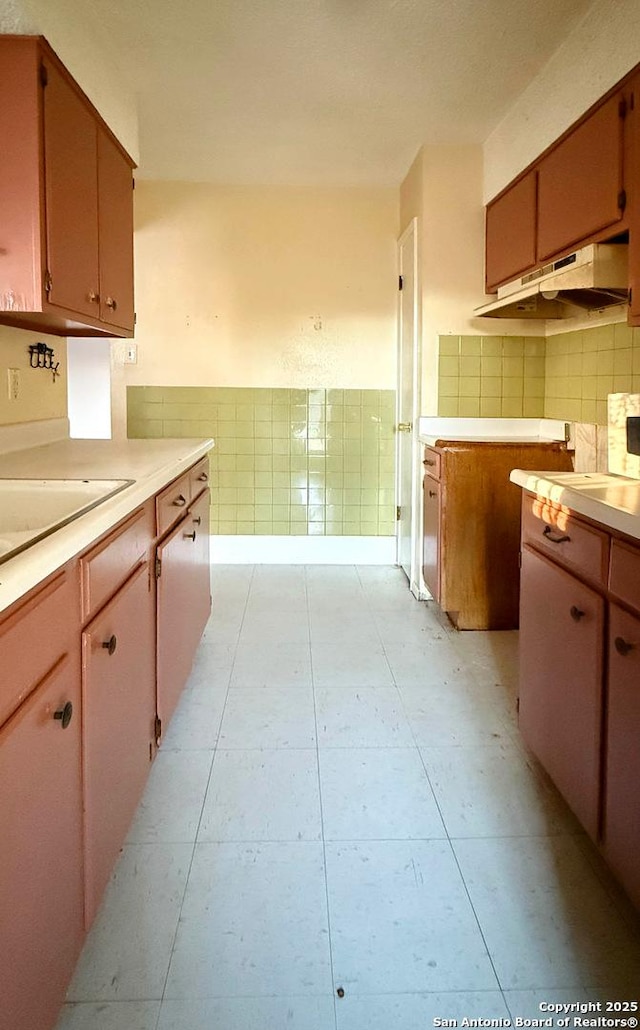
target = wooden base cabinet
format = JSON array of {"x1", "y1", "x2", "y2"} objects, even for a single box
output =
[
  {"x1": 82, "y1": 562, "x2": 156, "y2": 927},
  {"x1": 519, "y1": 546, "x2": 604, "y2": 838},
  {"x1": 0, "y1": 655, "x2": 84, "y2": 1030},
  {"x1": 157, "y1": 489, "x2": 211, "y2": 732},
  {"x1": 517, "y1": 492, "x2": 640, "y2": 910}
]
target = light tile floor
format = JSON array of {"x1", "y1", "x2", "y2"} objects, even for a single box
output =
[{"x1": 56, "y1": 565, "x2": 640, "y2": 1030}]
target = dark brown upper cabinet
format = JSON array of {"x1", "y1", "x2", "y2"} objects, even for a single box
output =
[
  {"x1": 537, "y1": 93, "x2": 627, "y2": 262},
  {"x1": 485, "y1": 171, "x2": 537, "y2": 293},
  {"x1": 0, "y1": 36, "x2": 135, "y2": 337}
]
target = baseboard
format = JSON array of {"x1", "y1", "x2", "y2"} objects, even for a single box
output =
[{"x1": 209, "y1": 534, "x2": 396, "y2": 564}]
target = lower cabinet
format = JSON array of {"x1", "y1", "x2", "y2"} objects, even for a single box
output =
[
  {"x1": 0, "y1": 655, "x2": 84, "y2": 1030},
  {"x1": 82, "y1": 562, "x2": 156, "y2": 927},
  {"x1": 603, "y1": 603, "x2": 640, "y2": 909},
  {"x1": 157, "y1": 489, "x2": 211, "y2": 732},
  {"x1": 519, "y1": 546, "x2": 604, "y2": 838},
  {"x1": 422, "y1": 473, "x2": 440, "y2": 602}
]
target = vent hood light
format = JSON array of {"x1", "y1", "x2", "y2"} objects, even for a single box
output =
[{"x1": 475, "y1": 243, "x2": 628, "y2": 319}]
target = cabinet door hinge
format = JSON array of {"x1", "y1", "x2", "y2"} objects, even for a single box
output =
[
  {"x1": 398, "y1": 275, "x2": 403, "y2": 291},
  {"x1": 155, "y1": 556, "x2": 162, "y2": 579},
  {"x1": 396, "y1": 505, "x2": 401, "y2": 521},
  {"x1": 518, "y1": 549, "x2": 522, "y2": 569},
  {"x1": 154, "y1": 715, "x2": 162, "y2": 744},
  {"x1": 619, "y1": 97, "x2": 628, "y2": 119},
  {"x1": 516, "y1": 696, "x2": 520, "y2": 713},
  {"x1": 618, "y1": 189, "x2": 627, "y2": 212},
  {"x1": 40, "y1": 62, "x2": 48, "y2": 88},
  {"x1": 44, "y1": 270, "x2": 53, "y2": 294}
]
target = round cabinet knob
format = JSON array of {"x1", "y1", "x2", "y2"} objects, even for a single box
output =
[
  {"x1": 88, "y1": 289, "x2": 100, "y2": 304},
  {"x1": 198, "y1": 472, "x2": 208, "y2": 482},
  {"x1": 193, "y1": 515, "x2": 202, "y2": 526},
  {"x1": 172, "y1": 494, "x2": 187, "y2": 507},
  {"x1": 428, "y1": 490, "x2": 437, "y2": 498},
  {"x1": 570, "y1": 606, "x2": 585, "y2": 622},
  {"x1": 614, "y1": 636, "x2": 634, "y2": 656},
  {"x1": 105, "y1": 296, "x2": 117, "y2": 310},
  {"x1": 102, "y1": 634, "x2": 117, "y2": 656},
  {"x1": 53, "y1": 701, "x2": 73, "y2": 729},
  {"x1": 183, "y1": 530, "x2": 196, "y2": 541}
]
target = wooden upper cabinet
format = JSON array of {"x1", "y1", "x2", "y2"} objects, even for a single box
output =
[
  {"x1": 0, "y1": 35, "x2": 135, "y2": 337},
  {"x1": 628, "y1": 73, "x2": 640, "y2": 326},
  {"x1": 485, "y1": 171, "x2": 537, "y2": 292},
  {"x1": 537, "y1": 93, "x2": 627, "y2": 262}
]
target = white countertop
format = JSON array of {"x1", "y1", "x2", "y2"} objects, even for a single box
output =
[
  {"x1": 418, "y1": 417, "x2": 570, "y2": 447},
  {"x1": 510, "y1": 469, "x2": 640, "y2": 541},
  {"x1": 0, "y1": 437, "x2": 214, "y2": 614}
]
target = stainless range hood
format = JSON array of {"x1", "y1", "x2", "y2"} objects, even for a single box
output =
[{"x1": 475, "y1": 243, "x2": 628, "y2": 319}]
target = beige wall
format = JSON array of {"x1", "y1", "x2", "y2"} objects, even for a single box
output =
[
  {"x1": 112, "y1": 182, "x2": 398, "y2": 437},
  {"x1": 483, "y1": 0, "x2": 640, "y2": 200},
  {"x1": 0, "y1": 325, "x2": 67, "y2": 425}
]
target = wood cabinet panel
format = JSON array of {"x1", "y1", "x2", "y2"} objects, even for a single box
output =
[
  {"x1": 485, "y1": 171, "x2": 537, "y2": 291},
  {"x1": 157, "y1": 489, "x2": 211, "y2": 732},
  {"x1": 0, "y1": 655, "x2": 84, "y2": 1030},
  {"x1": 156, "y1": 469, "x2": 192, "y2": 536},
  {"x1": 82, "y1": 563, "x2": 155, "y2": 927},
  {"x1": 537, "y1": 94, "x2": 626, "y2": 262},
  {"x1": 603, "y1": 603, "x2": 640, "y2": 909},
  {"x1": 628, "y1": 72, "x2": 640, "y2": 326},
  {"x1": 0, "y1": 566, "x2": 77, "y2": 726},
  {"x1": 97, "y1": 127, "x2": 134, "y2": 331},
  {"x1": 189, "y1": 455, "x2": 211, "y2": 496},
  {"x1": 519, "y1": 545, "x2": 604, "y2": 838},
  {"x1": 422, "y1": 473, "x2": 440, "y2": 602},
  {"x1": 43, "y1": 54, "x2": 100, "y2": 318},
  {"x1": 80, "y1": 504, "x2": 153, "y2": 621},
  {"x1": 608, "y1": 537, "x2": 640, "y2": 613},
  {"x1": 522, "y1": 493, "x2": 609, "y2": 586}
]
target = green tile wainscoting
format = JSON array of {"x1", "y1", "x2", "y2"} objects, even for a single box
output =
[
  {"x1": 127, "y1": 387, "x2": 396, "y2": 537},
  {"x1": 438, "y1": 324, "x2": 640, "y2": 425}
]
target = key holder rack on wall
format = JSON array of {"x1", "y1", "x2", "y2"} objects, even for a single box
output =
[{"x1": 29, "y1": 342, "x2": 60, "y2": 381}]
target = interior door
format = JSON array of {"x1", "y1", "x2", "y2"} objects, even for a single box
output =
[{"x1": 396, "y1": 219, "x2": 419, "y2": 582}]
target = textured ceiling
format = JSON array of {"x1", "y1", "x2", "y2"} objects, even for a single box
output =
[{"x1": 83, "y1": 0, "x2": 594, "y2": 186}]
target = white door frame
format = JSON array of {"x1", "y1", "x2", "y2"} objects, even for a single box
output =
[{"x1": 396, "y1": 217, "x2": 424, "y2": 598}]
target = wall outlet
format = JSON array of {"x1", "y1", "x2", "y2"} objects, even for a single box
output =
[
  {"x1": 124, "y1": 343, "x2": 138, "y2": 365},
  {"x1": 7, "y1": 368, "x2": 20, "y2": 401}
]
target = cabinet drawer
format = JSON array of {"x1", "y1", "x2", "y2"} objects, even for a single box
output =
[
  {"x1": 609, "y1": 539, "x2": 640, "y2": 613},
  {"x1": 156, "y1": 470, "x2": 191, "y2": 536},
  {"x1": 0, "y1": 566, "x2": 76, "y2": 727},
  {"x1": 81, "y1": 504, "x2": 153, "y2": 622},
  {"x1": 422, "y1": 447, "x2": 441, "y2": 480},
  {"x1": 522, "y1": 492, "x2": 609, "y2": 586},
  {"x1": 189, "y1": 456, "x2": 210, "y2": 497}
]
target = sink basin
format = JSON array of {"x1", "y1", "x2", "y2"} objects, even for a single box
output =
[{"x1": 0, "y1": 479, "x2": 133, "y2": 564}]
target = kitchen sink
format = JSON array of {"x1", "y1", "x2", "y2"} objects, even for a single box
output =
[{"x1": 0, "y1": 479, "x2": 133, "y2": 565}]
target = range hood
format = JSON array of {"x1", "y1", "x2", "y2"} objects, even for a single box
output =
[{"x1": 475, "y1": 243, "x2": 628, "y2": 319}]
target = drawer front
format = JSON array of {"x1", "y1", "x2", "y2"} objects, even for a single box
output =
[
  {"x1": 0, "y1": 566, "x2": 77, "y2": 727},
  {"x1": 609, "y1": 539, "x2": 640, "y2": 614},
  {"x1": 156, "y1": 470, "x2": 191, "y2": 536},
  {"x1": 189, "y1": 456, "x2": 210, "y2": 498},
  {"x1": 81, "y1": 504, "x2": 154, "y2": 622},
  {"x1": 422, "y1": 447, "x2": 441, "y2": 480},
  {"x1": 522, "y1": 492, "x2": 609, "y2": 586}
]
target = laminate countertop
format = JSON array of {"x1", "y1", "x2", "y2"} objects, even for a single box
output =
[
  {"x1": 509, "y1": 469, "x2": 640, "y2": 542},
  {"x1": 0, "y1": 437, "x2": 213, "y2": 614}
]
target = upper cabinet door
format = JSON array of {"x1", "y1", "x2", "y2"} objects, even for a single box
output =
[
  {"x1": 537, "y1": 93, "x2": 626, "y2": 262},
  {"x1": 43, "y1": 57, "x2": 100, "y2": 319},
  {"x1": 485, "y1": 171, "x2": 537, "y2": 292},
  {"x1": 98, "y1": 128, "x2": 135, "y2": 331}
]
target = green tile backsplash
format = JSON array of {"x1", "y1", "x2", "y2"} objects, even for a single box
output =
[
  {"x1": 128, "y1": 387, "x2": 396, "y2": 536},
  {"x1": 438, "y1": 325, "x2": 640, "y2": 425}
]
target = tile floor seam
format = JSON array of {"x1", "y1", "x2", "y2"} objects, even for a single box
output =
[{"x1": 306, "y1": 564, "x2": 340, "y2": 1030}]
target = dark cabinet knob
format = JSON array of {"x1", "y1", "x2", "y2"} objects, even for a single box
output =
[
  {"x1": 53, "y1": 701, "x2": 73, "y2": 729},
  {"x1": 198, "y1": 472, "x2": 208, "y2": 481},
  {"x1": 428, "y1": 490, "x2": 437, "y2": 498},
  {"x1": 193, "y1": 515, "x2": 202, "y2": 526},
  {"x1": 105, "y1": 296, "x2": 117, "y2": 310},
  {"x1": 183, "y1": 530, "x2": 196, "y2": 541},
  {"x1": 570, "y1": 606, "x2": 585, "y2": 622},
  {"x1": 614, "y1": 636, "x2": 634, "y2": 656},
  {"x1": 543, "y1": 525, "x2": 571, "y2": 544},
  {"x1": 102, "y1": 635, "x2": 117, "y2": 656},
  {"x1": 172, "y1": 494, "x2": 187, "y2": 507}
]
